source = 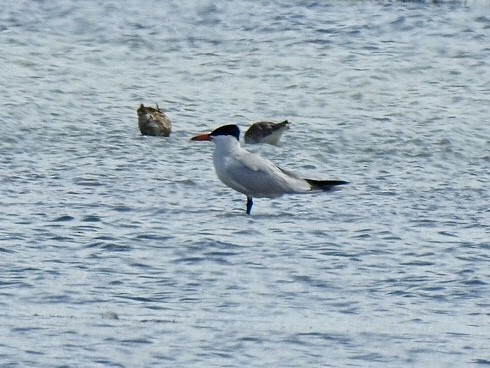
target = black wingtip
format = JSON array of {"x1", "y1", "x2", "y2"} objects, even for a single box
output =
[{"x1": 306, "y1": 179, "x2": 349, "y2": 191}]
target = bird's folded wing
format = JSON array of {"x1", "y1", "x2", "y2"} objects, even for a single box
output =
[{"x1": 223, "y1": 151, "x2": 310, "y2": 196}]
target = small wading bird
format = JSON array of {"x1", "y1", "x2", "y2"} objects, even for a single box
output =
[
  {"x1": 244, "y1": 120, "x2": 290, "y2": 145},
  {"x1": 137, "y1": 103, "x2": 172, "y2": 136},
  {"x1": 191, "y1": 124, "x2": 348, "y2": 215}
]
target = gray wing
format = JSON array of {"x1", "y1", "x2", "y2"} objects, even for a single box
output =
[{"x1": 219, "y1": 150, "x2": 310, "y2": 197}]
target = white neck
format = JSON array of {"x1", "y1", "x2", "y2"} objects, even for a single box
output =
[{"x1": 212, "y1": 135, "x2": 241, "y2": 154}]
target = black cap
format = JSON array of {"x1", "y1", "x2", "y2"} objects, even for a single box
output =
[{"x1": 210, "y1": 124, "x2": 240, "y2": 141}]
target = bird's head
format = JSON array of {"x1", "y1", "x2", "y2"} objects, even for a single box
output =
[{"x1": 191, "y1": 124, "x2": 240, "y2": 142}]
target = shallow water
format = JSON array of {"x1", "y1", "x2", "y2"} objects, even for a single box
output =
[{"x1": 1, "y1": 0, "x2": 489, "y2": 367}]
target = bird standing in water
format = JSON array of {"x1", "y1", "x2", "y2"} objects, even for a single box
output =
[{"x1": 191, "y1": 124, "x2": 348, "y2": 215}]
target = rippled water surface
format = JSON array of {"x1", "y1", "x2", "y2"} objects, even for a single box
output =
[{"x1": 1, "y1": 1, "x2": 489, "y2": 367}]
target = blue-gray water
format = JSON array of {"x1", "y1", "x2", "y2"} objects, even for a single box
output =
[{"x1": 1, "y1": 1, "x2": 489, "y2": 366}]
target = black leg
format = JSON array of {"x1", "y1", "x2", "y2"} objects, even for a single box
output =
[{"x1": 246, "y1": 196, "x2": 253, "y2": 215}]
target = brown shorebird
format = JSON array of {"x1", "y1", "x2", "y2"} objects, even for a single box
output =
[
  {"x1": 137, "y1": 104, "x2": 172, "y2": 136},
  {"x1": 244, "y1": 120, "x2": 290, "y2": 145}
]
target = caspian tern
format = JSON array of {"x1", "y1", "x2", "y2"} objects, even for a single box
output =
[
  {"x1": 191, "y1": 124, "x2": 348, "y2": 215},
  {"x1": 244, "y1": 120, "x2": 290, "y2": 145},
  {"x1": 137, "y1": 103, "x2": 172, "y2": 136}
]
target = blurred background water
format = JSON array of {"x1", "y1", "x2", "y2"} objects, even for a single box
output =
[{"x1": 1, "y1": 0, "x2": 489, "y2": 367}]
